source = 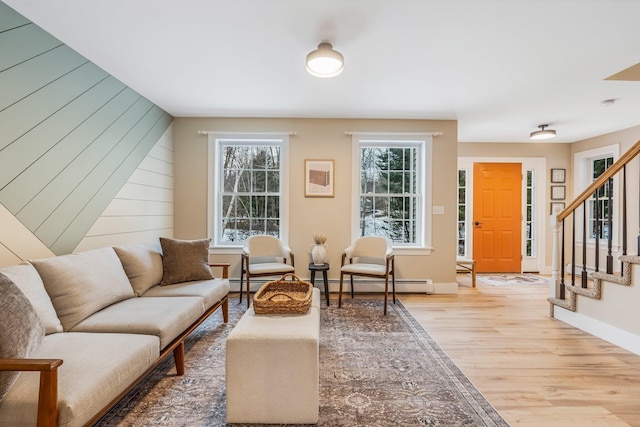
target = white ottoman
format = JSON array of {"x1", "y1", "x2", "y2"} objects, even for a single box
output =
[{"x1": 226, "y1": 288, "x2": 320, "y2": 424}]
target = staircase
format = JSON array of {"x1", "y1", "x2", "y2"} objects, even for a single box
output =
[{"x1": 547, "y1": 139, "x2": 640, "y2": 355}]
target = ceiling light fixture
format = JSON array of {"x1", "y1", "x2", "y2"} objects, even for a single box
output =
[
  {"x1": 530, "y1": 124, "x2": 556, "y2": 140},
  {"x1": 306, "y1": 42, "x2": 344, "y2": 78}
]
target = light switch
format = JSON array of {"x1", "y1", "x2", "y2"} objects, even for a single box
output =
[{"x1": 432, "y1": 205, "x2": 445, "y2": 215}]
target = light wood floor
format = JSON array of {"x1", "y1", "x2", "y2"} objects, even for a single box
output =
[{"x1": 397, "y1": 275, "x2": 640, "y2": 427}]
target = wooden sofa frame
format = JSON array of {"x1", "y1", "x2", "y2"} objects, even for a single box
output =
[{"x1": 0, "y1": 263, "x2": 230, "y2": 427}]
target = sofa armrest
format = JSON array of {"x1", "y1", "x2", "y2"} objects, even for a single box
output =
[
  {"x1": 209, "y1": 262, "x2": 230, "y2": 279},
  {"x1": 0, "y1": 358, "x2": 63, "y2": 427}
]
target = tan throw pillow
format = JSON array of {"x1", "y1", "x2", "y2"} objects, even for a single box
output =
[
  {"x1": 113, "y1": 241, "x2": 164, "y2": 296},
  {"x1": 31, "y1": 247, "x2": 135, "y2": 331},
  {"x1": 0, "y1": 273, "x2": 45, "y2": 402},
  {"x1": 159, "y1": 237, "x2": 213, "y2": 286}
]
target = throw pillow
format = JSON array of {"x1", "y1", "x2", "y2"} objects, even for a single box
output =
[
  {"x1": 159, "y1": 237, "x2": 213, "y2": 286},
  {"x1": 113, "y1": 241, "x2": 164, "y2": 296},
  {"x1": 30, "y1": 247, "x2": 135, "y2": 331},
  {"x1": 0, "y1": 273, "x2": 45, "y2": 402}
]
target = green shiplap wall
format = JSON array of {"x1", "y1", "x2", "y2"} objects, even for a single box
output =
[{"x1": 0, "y1": 1, "x2": 173, "y2": 255}]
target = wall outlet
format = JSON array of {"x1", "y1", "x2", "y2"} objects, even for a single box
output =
[{"x1": 432, "y1": 205, "x2": 445, "y2": 214}]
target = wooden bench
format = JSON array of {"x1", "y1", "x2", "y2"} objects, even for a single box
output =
[{"x1": 456, "y1": 258, "x2": 476, "y2": 287}]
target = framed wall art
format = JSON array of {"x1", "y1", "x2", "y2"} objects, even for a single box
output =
[
  {"x1": 551, "y1": 185, "x2": 566, "y2": 200},
  {"x1": 305, "y1": 159, "x2": 334, "y2": 197},
  {"x1": 550, "y1": 202, "x2": 565, "y2": 214},
  {"x1": 551, "y1": 168, "x2": 566, "y2": 183}
]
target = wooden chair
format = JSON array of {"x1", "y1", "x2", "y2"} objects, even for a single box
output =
[
  {"x1": 338, "y1": 236, "x2": 395, "y2": 315},
  {"x1": 240, "y1": 235, "x2": 295, "y2": 308}
]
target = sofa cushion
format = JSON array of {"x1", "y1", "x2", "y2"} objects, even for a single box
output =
[
  {"x1": 71, "y1": 296, "x2": 205, "y2": 350},
  {"x1": 30, "y1": 247, "x2": 135, "y2": 331},
  {"x1": 0, "y1": 263, "x2": 63, "y2": 334},
  {"x1": 143, "y1": 278, "x2": 230, "y2": 309},
  {"x1": 159, "y1": 237, "x2": 213, "y2": 286},
  {"x1": 113, "y1": 241, "x2": 164, "y2": 296},
  {"x1": 0, "y1": 332, "x2": 159, "y2": 427},
  {"x1": 0, "y1": 273, "x2": 45, "y2": 402}
]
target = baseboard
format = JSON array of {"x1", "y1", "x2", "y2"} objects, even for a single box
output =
[
  {"x1": 554, "y1": 306, "x2": 640, "y2": 356},
  {"x1": 229, "y1": 278, "x2": 457, "y2": 294}
]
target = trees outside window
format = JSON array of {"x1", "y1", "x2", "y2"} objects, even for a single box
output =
[{"x1": 209, "y1": 135, "x2": 288, "y2": 247}]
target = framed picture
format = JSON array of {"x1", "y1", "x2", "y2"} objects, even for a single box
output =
[
  {"x1": 550, "y1": 202, "x2": 565, "y2": 214},
  {"x1": 551, "y1": 185, "x2": 566, "y2": 200},
  {"x1": 305, "y1": 159, "x2": 334, "y2": 197},
  {"x1": 551, "y1": 168, "x2": 566, "y2": 183}
]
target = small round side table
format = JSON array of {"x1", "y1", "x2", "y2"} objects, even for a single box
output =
[{"x1": 308, "y1": 263, "x2": 330, "y2": 306}]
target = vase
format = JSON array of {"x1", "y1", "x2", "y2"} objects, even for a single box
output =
[{"x1": 311, "y1": 244, "x2": 327, "y2": 265}]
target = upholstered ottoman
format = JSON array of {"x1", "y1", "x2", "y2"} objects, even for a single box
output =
[{"x1": 226, "y1": 288, "x2": 320, "y2": 424}]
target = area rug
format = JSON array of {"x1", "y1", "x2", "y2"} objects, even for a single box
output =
[
  {"x1": 477, "y1": 274, "x2": 549, "y2": 286},
  {"x1": 95, "y1": 300, "x2": 508, "y2": 427}
]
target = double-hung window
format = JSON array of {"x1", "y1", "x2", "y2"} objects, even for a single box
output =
[
  {"x1": 589, "y1": 156, "x2": 614, "y2": 239},
  {"x1": 208, "y1": 134, "x2": 289, "y2": 247},
  {"x1": 351, "y1": 134, "x2": 433, "y2": 251}
]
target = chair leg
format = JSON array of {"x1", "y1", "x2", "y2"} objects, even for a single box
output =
[
  {"x1": 392, "y1": 270, "x2": 396, "y2": 304},
  {"x1": 246, "y1": 275, "x2": 251, "y2": 308},
  {"x1": 350, "y1": 275, "x2": 354, "y2": 298},
  {"x1": 384, "y1": 277, "x2": 389, "y2": 315},
  {"x1": 239, "y1": 268, "x2": 244, "y2": 304},
  {"x1": 338, "y1": 273, "x2": 344, "y2": 308}
]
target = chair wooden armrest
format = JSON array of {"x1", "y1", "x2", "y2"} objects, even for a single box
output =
[
  {"x1": 209, "y1": 262, "x2": 230, "y2": 279},
  {"x1": 0, "y1": 358, "x2": 63, "y2": 427}
]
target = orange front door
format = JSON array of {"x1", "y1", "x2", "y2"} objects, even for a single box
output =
[{"x1": 473, "y1": 163, "x2": 522, "y2": 273}]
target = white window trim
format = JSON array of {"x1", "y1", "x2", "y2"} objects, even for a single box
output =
[
  {"x1": 351, "y1": 133, "x2": 433, "y2": 255},
  {"x1": 207, "y1": 133, "x2": 290, "y2": 254},
  {"x1": 573, "y1": 143, "x2": 620, "y2": 248}
]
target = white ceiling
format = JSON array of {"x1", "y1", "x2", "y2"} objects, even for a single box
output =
[{"x1": 7, "y1": 0, "x2": 640, "y2": 143}]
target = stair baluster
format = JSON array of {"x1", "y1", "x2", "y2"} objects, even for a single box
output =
[
  {"x1": 621, "y1": 165, "x2": 627, "y2": 277},
  {"x1": 582, "y1": 201, "x2": 588, "y2": 288},
  {"x1": 606, "y1": 178, "x2": 614, "y2": 274}
]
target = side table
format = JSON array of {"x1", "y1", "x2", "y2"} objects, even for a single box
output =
[{"x1": 308, "y1": 263, "x2": 330, "y2": 306}]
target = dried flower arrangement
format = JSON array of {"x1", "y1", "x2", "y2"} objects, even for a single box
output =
[{"x1": 312, "y1": 232, "x2": 327, "y2": 245}]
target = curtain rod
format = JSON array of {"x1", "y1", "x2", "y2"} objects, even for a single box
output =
[
  {"x1": 198, "y1": 130, "x2": 297, "y2": 136},
  {"x1": 345, "y1": 131, "x2": 443, "y2": 136}
]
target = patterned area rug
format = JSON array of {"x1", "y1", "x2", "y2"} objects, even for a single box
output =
[
  {"x1": 95, "y1": 300, "x2": 508, "y2": 427},
  {"x1": 477, "y1": 274, "x2": 549, "y2": 286}
]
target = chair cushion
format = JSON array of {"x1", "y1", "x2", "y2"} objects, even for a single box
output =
[
  {"x1": 0, "y1": 273, "x2": 45, "y2": 402},
  {"x1": 30, "y1": 247, "x2": 135, "y2": 331},
  {"x1": 159, "y1": 237, "x2": 213, "y2": 286},
  {"x1": 341, "y1": 263, "x2": 386, "y2": 276},
  {"x1": 0, "y1": 263, "x2": 63, "y2": 334},
  {"x1": 248, "y1": 263, "x2": 295, "y2": 275},
  {"x1": 113, "y1": 241, "x2": 164, "y2": 296}
]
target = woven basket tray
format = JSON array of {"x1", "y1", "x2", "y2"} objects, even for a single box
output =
[{"x1": 253, "y1": 273, "x2": 313, "y2": 315}]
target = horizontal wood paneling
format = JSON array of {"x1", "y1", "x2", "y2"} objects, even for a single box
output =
[
  {"x1": 101, "y1": 199, "x2": 173, "y2": 217},
  {"x1": 115, "y1": 183, "x2": 175, "y2": 202},
  {"x1": 0, "y1": 2, "x2": 173, "y2": 257}
]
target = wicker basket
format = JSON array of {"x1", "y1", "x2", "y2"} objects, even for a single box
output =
[{"x1": 253, "y1": 273, "x2": 313, "y2": 314}]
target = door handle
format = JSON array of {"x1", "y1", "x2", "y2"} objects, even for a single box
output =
[{"x1": 474, "y1": 221, "x2": 481, "y2": 226}]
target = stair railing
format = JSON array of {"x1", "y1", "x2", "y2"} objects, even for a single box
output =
[{"x1": 550, "y1": 139, "x2": 640, "y2": 301}]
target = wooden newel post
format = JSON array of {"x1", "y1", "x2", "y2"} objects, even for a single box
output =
[{"x1": 550, "y1": 207, "x2": 562, "y2": 301}]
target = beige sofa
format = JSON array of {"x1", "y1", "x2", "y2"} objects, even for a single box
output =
[{"x1": 0, "y1": 238, "x2": 229, "y2": 427}]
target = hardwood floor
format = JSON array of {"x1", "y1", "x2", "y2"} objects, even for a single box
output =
[{"x1": 398, "y1": 275, "x2": 640, "y2": 427}]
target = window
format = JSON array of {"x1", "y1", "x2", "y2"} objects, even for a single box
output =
[
  {"x1": 589, "y1": 156, "x2": 614, "y2": 239},
  {"x1": 208, "y1": 134, "x2": 289, "y2": 247},
  {"x1": 457, "y1": 169, "x2": 468, "y2": 257},
  {"x1": 351, "y1": 134, "x2": 433, "y2": 250},
  {"x1": 525, "y1": 170, "x2": 535, "y2": 257}
]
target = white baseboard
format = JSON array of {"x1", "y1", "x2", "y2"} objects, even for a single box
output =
[
  {"x1": 554, "y1": 306, "x2": 640, "y2": 356},
  {"x1": 229, "y1": 278, "x2": 457, "y2": 295}
]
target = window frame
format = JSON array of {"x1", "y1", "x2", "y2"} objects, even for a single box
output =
[
  {"x1": 207, "y1": 133, "x2": 290, "y2": 252},
  {"x1": 351, "y1": 133, "x2": 433, "y2": 255}
]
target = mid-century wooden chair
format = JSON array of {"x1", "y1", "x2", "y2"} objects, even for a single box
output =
[
  {"x1": 240, "y1": 235, "x2": 295, "y2": 308},
  {"x1": 338, "y1": 236, "x2": 395, "y2": 315}
]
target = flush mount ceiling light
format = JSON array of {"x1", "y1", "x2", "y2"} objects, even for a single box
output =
[
  {"x1": 530, "y1": 124, "x2": 557, "y2": 140},
  {"x1": 306, "y1": 42, "x2": 344, "y2": 78}
]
